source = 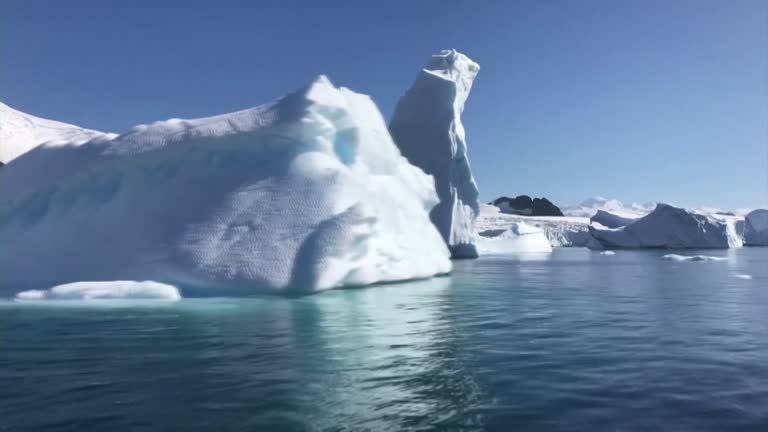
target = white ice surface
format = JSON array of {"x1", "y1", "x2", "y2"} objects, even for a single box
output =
[
  {"x1": 0, "y1": 76, "x2": 451, "y2": 295},
  {"x1": 0, "y1": 102, "x2": 116, "y2": 164},
  {"x1": 477, "y1": 204, "x2": 591, "y2": 247},
  {"x1": 744, "y1": 209, "x2": 768, "y2": 246},
  {"x1": 661, "y1": 254, "x2": 727, "y2": 262},
  {"x1": 390, "y1": 49, "x2": 480, "y2": 258},
  {"x1": 476, "y1": 221, "x2": 552, "y2": 254},
  {"x1": 590, "y1": 204, "x2": 743, "y2": 249},
  {"x1": 563, "y1": 197, "x2": 651, "y2": 218},
  {"x1": 15, "y1": 281, "x2": 181, "y2": 301}
]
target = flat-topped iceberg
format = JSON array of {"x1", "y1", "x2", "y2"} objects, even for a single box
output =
[
  {"x1": 589, "y1": 204, "x2": 743, "y2": 249},
  {"x1": 390, "y1": 49, "x2": 480, "y2": 258},
  {"x1": 0, "y1": 76, "x2": 451, "y2": 295},
  {"x1": 744, "y1": 209, "x2": 768, "y2": 246}
]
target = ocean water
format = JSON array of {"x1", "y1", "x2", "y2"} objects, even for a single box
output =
[{"x1": 1, "y1": 248, "x2": 767, "y2": 431}]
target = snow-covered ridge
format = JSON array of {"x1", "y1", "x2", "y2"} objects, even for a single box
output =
[
  {"x1": 390, "y1": 49, "x2": 480, "y2": 258},
  {"x1": 0, "y1": 102, "x2": 116, "y2": 164},
  {"x1": 562, "y1": 197, "x2": 651, "y2": 218},
  {"x1": 0, "y1": 76, "x2": 451, "y2": 295}
]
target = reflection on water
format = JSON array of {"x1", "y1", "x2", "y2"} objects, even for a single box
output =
[{"x1": 1, "y1": 248, "x2": 768, "y2": 431}]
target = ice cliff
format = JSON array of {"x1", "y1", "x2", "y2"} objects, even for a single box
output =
[{"x1": 745, "y1": 209, "x2": 768, "y2": 246}]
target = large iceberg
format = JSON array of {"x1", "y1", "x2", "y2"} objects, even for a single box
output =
[
  {"x1": 0, "y1": 76, "x2": 452, "y2": 296},
  {"x1": 589, "y1": 203, "x2": 743, "y2": 249},
  {"x1": 744, "y1": 209, "x2": 768, "y2": 246},
  {"x1": 389, "y1": 49, "x2": 480, "y2": 258},
  {"x1": 0, "y1": 102, "x2": 116, "y2": 164}
]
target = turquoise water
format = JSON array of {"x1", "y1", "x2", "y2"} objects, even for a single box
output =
[{"x1": 1, "y1": 248, "x2": 767, "y2": 431}]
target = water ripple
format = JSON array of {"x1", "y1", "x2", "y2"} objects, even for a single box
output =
[{"x1": 1, "y1": 248, "x2": 768, "y2": 431}]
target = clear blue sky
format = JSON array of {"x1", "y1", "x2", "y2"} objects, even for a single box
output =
[{"x1": 2, "y1": 0, "x2": 766, "y2": 209}]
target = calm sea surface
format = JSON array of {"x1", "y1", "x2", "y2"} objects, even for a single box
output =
[{"x1": 1, "y1": 248, "x2": 767, "y2": 431}]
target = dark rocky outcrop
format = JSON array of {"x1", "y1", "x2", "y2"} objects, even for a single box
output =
[{"x1": 490, "y1": 195, "x2": 564, "y2": 216}]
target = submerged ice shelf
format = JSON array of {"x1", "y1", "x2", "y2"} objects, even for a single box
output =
[
  {"x1": 0, "y1": 76, "x2": 451, "y2": 296},
  {"x1": 661, "y1": 254, "x2": 728, "y2": 262}
]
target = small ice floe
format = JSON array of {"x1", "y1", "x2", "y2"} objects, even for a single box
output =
[
  {"x1": 733, "y1": 274, "x2": 753, "y2": 280},
  {"x1": 662, "y1": 254, "x2": 727, "y2": 262},
  {"x1": 600, "y1": 251, "x2": 616, "y2": 255},
  {"x1": 15, "y1": 281, "x2": 182, "y2": 301}
]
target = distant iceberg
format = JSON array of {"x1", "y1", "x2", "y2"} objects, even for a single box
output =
[
  {"x1": 0, "y1": 76, "x2": 451, "y2": 295},
  {"x1": 390, "y1": 49, "x2": 480, "y2": 258},
  {"x1": 476, "y1": 221, "x2": 552, "y2": 254},
  {"x1": 477, "y1": 204, "x2": 592, "y2": 248},
  {"x1": 590, "y1": 204, "x2": 743, "y2": 249}
]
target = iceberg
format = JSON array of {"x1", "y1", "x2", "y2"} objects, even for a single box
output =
[
  {"x1": 590, "y1": 204, "x2": 743, "y2": 249},
  {"x1": 0, "y1": 102, "x2": 116, "y2": 164},
  {"x1": 15, "y1": 281, "x2": 181, "y2": 301},
  {"x1": 476, "y1": 204, "x2": 591, "y2": 247},
  {"x1": 744, "y1": 209, "x2": 768, "y2": 246},
  {"x1": 476, "y1": 222, "x2": 553, "y2": 254},
  {"x1": 389, "y1": 49, "x2": 480, "y2": 258},
  {"x1": 0, "y1": 76, "x2": 452, "y2": 296}
]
